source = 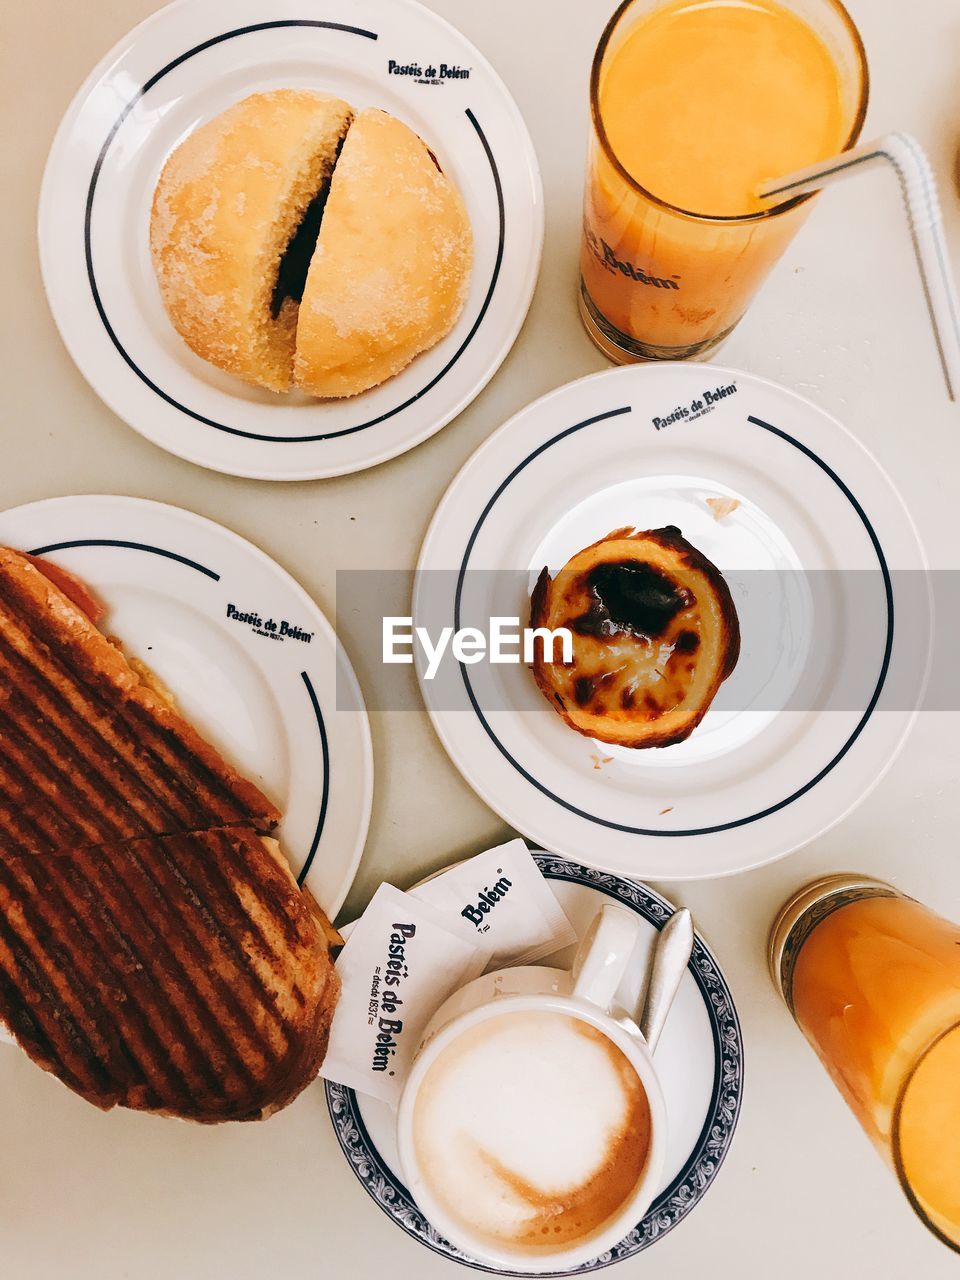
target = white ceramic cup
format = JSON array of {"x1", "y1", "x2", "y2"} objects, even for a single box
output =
[{"x1": 395, "y1": 904, "x2": 669, "y2": 1272}]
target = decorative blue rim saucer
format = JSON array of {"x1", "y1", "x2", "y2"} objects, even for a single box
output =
[{"x1": 326, "y1": 854, "x2": 743, "y2": 1275}]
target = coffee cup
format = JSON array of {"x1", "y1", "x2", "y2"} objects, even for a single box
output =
[{"x1": 395, "y1": 904, "x2": 670, "y2": 1272}]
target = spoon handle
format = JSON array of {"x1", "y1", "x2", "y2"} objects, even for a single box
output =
[{"x1": 639, "y1": 908, "x2": 694, "y2": 1054}]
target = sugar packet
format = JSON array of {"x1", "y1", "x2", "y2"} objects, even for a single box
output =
[
  {"x1": 411, "y1": 840, "x2": 577, "y2": 970},
  {"x1": 320, "y1": 883, "x2": 487, "y2": 1106}
]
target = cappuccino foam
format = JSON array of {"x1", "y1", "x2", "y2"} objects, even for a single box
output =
[{"x1": 412, "y1": 1011, "x2": 651, "y2": 1249}]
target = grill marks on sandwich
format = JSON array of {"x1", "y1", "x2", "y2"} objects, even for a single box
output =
[
  {"x1": 0, "y1": 870, "x2": 114, "y2": 1085},
  {"x1": 0, "y1": 851, "x2": 195, "y2": 1105},
  {"x1": 73, "y1": 841, "x2": 263, "y2": 1101},
  {"x1": 0, "y1": 662, "x2": 171, "y2": 849},
  {"x1": 0, "y1": 830, "x2": 338, "y2": 1120},
  {"x1": 0, "y1": 551, "x2": 280, "y2": 853},
  {"x1": 0, "y1": 549, "x2": 338, "y2": 1121}
]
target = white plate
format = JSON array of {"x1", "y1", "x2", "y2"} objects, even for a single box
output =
[
  {"x1": 327, "y1": 854, "x2": 743, "y2": 1274},
  {"x1": 0, "y1": 495, "x2": 372, "y2": 911},
  {"x1": 38, "y1": 0, "x2": 543, "y2": 480},
  {"x1": 413, "y1": 365, "x2": 931, "y2": 880}
]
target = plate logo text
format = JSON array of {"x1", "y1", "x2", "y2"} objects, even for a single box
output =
[
  {"x1": 387, "y1": 58, "x2": 471, "y2": 85},
  {"x1": 226, "y1": 602, "x2": 313, "y2": 644}
]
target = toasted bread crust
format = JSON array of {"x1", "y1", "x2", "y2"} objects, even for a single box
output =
[{"x1": 530, "y1": 527, "x2": 740, "y2": 749}]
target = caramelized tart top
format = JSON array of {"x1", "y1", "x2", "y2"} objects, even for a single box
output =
[{"x1": 530, "y1": 526, "x2": 740, "y2": 749}]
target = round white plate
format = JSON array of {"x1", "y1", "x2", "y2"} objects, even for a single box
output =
[
  {"x1": 0, "y1": 495, "x2": 372, "y2": 912},
  {"x1": 413, "y1": 365, "x2": 931, "y2": 880},
  {"x1": 38, "y1": 0, "x2": 543, "y2": 481},
  {"x1": 326, "y1": 854, "x2": 743, "y2": 1274}
]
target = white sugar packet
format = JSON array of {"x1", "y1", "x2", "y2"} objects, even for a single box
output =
[
  {"x1": 320, "y1": 883, "x2": 487, "y2": 1106},
  {"x1": 411, "y1": 840, "x2": 577, "y2": 970}
]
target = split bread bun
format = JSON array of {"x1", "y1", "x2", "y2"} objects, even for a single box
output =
[
  {"x1": 151, "y1": 91, "x2": 354, "y2": 393},
  {"x1": 150, "y1": 91, "x2": 473, "y2": 397},
  {"x1": 530, "y1": 527, "x2": 740, "y2": 749},
  {"x1": 294, "y1": 109, "x2": 473, "y2": 397}
]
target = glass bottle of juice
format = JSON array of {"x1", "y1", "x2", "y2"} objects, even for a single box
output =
[{"x1": 770, "y1": 875, "x2": 960, "y2": 1252}]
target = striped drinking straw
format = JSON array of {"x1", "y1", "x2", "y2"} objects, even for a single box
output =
[{"x1": 758, "y1": 132, "x2": 960, "y2": 402}]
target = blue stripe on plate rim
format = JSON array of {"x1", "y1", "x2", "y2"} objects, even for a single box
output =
[
  {"x1": 325, "y1": 854, "x2": 744, "y2": 1276},
  {"x1": 83, "y1": 21, "x2": 506, "y2": 444},
  {"x1": 26, "y1": 537, "x2": 329, "y2": 887},
  {"x1": 450, "y1": 409, "x2": 893, "y2": 838}
]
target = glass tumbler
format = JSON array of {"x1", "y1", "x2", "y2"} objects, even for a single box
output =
[{"x1": 579, "y1": 0, "x2": 869, "y2": 362}]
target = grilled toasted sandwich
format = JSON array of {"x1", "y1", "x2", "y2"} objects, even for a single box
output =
[
  {"x1": 0, "y1": 827, "x2": 339, "y2": 1120},
  {"x1": 0, "y1": 547, "x2": 280, "y2": 854},
  {"x1": 0, "y1": 546, "x2": 340, "y2": 1121}
]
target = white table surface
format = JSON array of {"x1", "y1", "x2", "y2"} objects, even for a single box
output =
[{"x1": 3, "y1": 0, "x2": 960, "y2": 1275}]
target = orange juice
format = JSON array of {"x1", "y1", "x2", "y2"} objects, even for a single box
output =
[
  {"x1": 601, "y1": 0, "x2": 846, "y2": 217},
  {"x1": 771, "y1": 877, "x2": 960, "y2": 1252},
  {"x1": 896, "y1": 1024, "x2": 960, "y2": 1246},
  {"x1": 580, "y1": 0, "x2": 867, "y2": 359}
]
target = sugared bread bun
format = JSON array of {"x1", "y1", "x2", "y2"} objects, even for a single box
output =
[
  {"x1": 294, "y1": 109, "x2": 473, "y2": 398},
  {"x1": 150, "y1": 90, "x2": 354, "y2": 392},
  {"x1": 150, "y1": 92, "x2": 473, "y2": 400}
]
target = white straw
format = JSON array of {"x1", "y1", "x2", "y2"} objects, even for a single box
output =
[{"x1": 758, "y1": 132, "x2": 960, "y2": 402}]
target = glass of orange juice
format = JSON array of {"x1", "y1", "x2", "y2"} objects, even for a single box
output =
[
  {"x1": 770, "y1": 874, "x2": 960, "y2": 1253},
  {"x1": 580, "y1": 0, "x2": 869, "y2": 362}
]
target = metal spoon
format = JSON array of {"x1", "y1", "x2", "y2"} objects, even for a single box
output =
[{"x1": 638, "y1": 908, "x2": 694, "y2": 1053}]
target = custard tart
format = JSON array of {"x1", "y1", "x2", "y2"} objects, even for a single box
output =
[{"x1": 530, "y1": 526, "x2": 740, "y2": 749}]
